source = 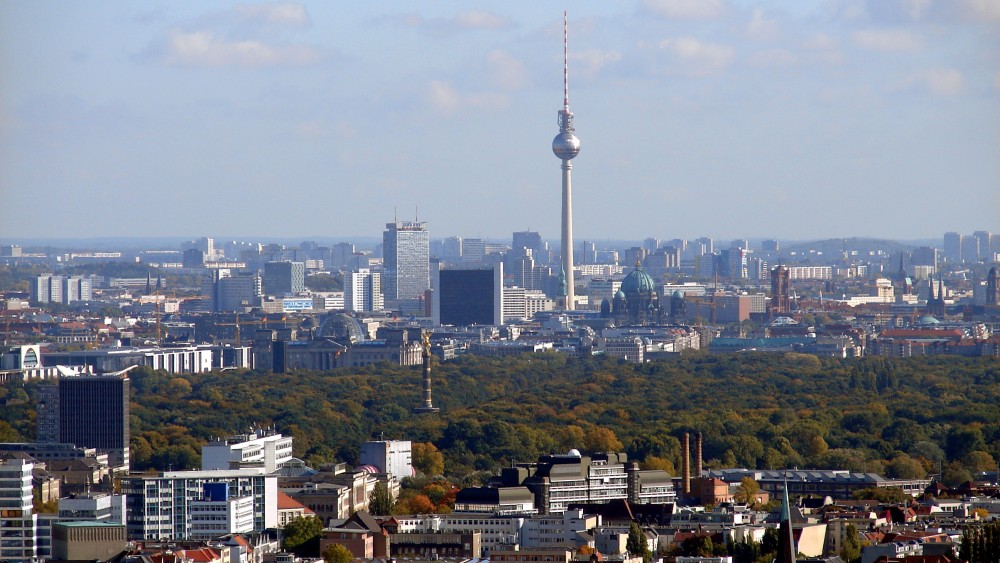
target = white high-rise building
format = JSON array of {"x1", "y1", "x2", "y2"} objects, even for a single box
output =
[
  {"x1": 201, "y1": 428, "x2": 293, "y2": 473},
  {"x1": 345, "y1": 269, "x2": 383, "y2": 312},
  {"x1": 360, "y1": 440, "x2": 412, "y2": 479}
]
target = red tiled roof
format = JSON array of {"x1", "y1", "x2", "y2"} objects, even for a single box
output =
[{"x1": 277, "y1": 490, "x2": 314, "y2": 514}]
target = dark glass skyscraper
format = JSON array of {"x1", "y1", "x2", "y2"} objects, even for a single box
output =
[
  {"x1": 382, "y1": 221, "x2": 430, "y2": 303},
  {"x1": 39, "y1": 374, "x2": 130, "y2": 470}
]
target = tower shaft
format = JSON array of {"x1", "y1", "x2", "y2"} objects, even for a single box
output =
[{"x1": 562, "y1": 161, "x2": 575, "y2": 310}]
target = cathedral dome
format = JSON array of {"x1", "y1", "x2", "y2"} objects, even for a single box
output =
[{"x1": 620, "y1": 262, "x2": 656, "y2": 296}]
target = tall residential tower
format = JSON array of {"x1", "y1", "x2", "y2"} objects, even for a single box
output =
[{"x1": 552, "y1": 11, "x2": 581, "y2": 310}]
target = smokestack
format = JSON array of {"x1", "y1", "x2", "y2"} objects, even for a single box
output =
[
  {"x1": 682, "y1": 432, "x2": 691, "y2": 496},
  {"x1": 696, "y1": 432, "x2": 703, "y2": 478}
]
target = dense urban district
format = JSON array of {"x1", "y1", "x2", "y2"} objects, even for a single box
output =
[{"x1": 1, "y1": 230, "x2": 999, "y2": 563}]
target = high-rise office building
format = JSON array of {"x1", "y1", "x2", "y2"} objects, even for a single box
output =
[
  {"x1": 961, "y1": 236, "x2": 980, "y2": 263},
  {"x1": 38, "y1": 373, "x2": 130, "y2": 469},
  {"x1": 513, "y1": 231, "x2": 544, "y2": 258},
  {"x1": 263, "y1": 261, "x2": 305, "y2": 296},
  {"x1": 216, "y1": 272, "x2": 261, "y2": 312},
  {"x1": 382, "y1": 221, "x2": 430, "y2": 303},
  {"x1": 943, "y1": 232, "x2": 962, "y2": 263},
  {"x1": 431, "y1": 263, "x2": 503, "y2": 326},
  {"x1": 973, "y1": 231, "x2": 992, "y2": 261},
  {"x1": 462, "y1": 238, "x2": 487, "y2": 264},
  {"x1": 345, "y1": 269, "x2": 383, "y2": 312}
]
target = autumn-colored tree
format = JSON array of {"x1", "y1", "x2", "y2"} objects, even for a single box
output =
[
  {"x1": 641, "y1": 456, "x2": 675, "y2": 474},
  {"x1": 584, "y1": 426, "x2": 623, "y2": 453},
  {"x1": 412, "y1": 442, "x2": 445, "y2": 476},
  {"x1": 733, "y1": 476, "x2": 760, "y2": 506},
  {"x1": 405, "y1": 494, "x2": 435, "y2": 514},
  {"x1": 885, "y1": 454, "x2": 925, "y2": 479},
  {"x1": 323, "y1": 543, "x2": 353, "y2": 563}
]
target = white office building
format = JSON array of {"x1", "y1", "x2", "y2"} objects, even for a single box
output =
[
  {"x1": 189, "y1": 483, "x2": 255, "y2": 540},
  {"x1": 122, "y1": 468, "x2": 277, "y2": 540},
  {"x1": 345, "y1": 269, "x2": 383, "y2": 312},
  {"x1": 202, "y1": 428, "x2": 293, "y2": 473},
  {"x1": 359, "y1": 440, "x2": 412, "y2": 479}
]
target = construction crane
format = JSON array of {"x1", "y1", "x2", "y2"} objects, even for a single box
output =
[{"x1": 216, "y1": 313, "x2": 288, "y2": 344}]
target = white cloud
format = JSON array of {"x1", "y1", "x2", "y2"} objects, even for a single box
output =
[
  {"x1": 426, "y1": 80, "x2": 509, "y2": 114},
  {"x1": 903, "y1": 0, "x2": 933, "y2": 20},
  {"x1": 642, "y1": 0, "x2": 728, "y2": 20},
  {"x1": 747, "y1": 49, "x2": 797, "y2": 68},
  {"x1": 960, "y1": 0, "x2": 1000, "y2": 20},
  {"x1": 658, "y1": 37, "x2": 734, "y2": 74},
  {"x1": 384, "y1": 10, "x2": 511, "y2": 32},
  {"x1": 453, "y1": 10, "x2": 510, "y2": 30},
  {"x1": 920, "y1": 68, "x2": 965, "y2": 95},
  {"x1": 745, "y1": 8, "x2": 778, "y2": 42},
  {"x1": 852, "y1": 28, "x2": 922, "y2": 52},
  {"x1": 803, "y1": 33, "x2": 839, "y2": 51},
  {"x1": 572, "y1": 49, "x2": 623, "y2": 77},
  {"x1": 234, "y1": 2, "x2": 309, "y2": 26},
  {"x1": 164, "y1": 30, "x2": 318, "y2": 67},
  {"x1": 486, "y1": 50, "x2": 527, "y2": 90}
]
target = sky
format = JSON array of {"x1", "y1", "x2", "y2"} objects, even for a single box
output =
[{"x1": 1, "y1": 0, "x2": 998, "y2": 244}]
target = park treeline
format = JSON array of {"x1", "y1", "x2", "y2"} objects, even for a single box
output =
[{"x1": 1, "y1": 352, "x2": 997, "y2": 486}]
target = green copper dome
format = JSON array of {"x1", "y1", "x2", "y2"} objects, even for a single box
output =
[{"x1": 621, "y1": 262, "x2": 656, "y2": 296}]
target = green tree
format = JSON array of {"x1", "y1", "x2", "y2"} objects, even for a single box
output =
[
  {"x1": 282, "y1": 516, "x2": 323, "y2": 555},
  {"x1": 850, "y1": 487, "x2": 909, "y2": 503},
  {"x1": 941, "y1": 461, "x2": 973, "y2": 488},
  {"x1": 368, "y1": 481, "x2": 393, "y2": 516},
  {"x1": 306, "y1": 273, "x2": 342, "y2": 292},
  {"x1": 841, "y1": 523, "x2": 862, "y2": 563},
  {"x1": 626, "y1": 521, "x2": 651, "y2": 562},
  {"x1": 884, "y1": 454, "x2": 925, "y2": 479},
  {"x1": 323, "y1": 543, "x2": 353, "y2": 563}
]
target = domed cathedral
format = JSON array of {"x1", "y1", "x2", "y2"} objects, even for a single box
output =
[{"x1": 611, "y1": 260, "x2": 664, "y2": 325}]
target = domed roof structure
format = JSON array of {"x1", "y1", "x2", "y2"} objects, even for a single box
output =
[
  {"x1": 672, "y1": 290, "x2": 685, "y2": 299},
  {"x1": 620, "y1": 261, "x2": 656, "y2": 296},
  {"x1": 917, "y1": 315, "x2": 941, "y2": 325},
  {"x1": 316, "y1": 313, "x2": 366, "y2": 343}
]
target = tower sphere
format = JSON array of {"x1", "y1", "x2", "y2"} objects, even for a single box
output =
[{"x1": 552, "y1": 131, "x2": 581, "y2": 160}]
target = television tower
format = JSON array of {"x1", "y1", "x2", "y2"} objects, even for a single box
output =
[{"x1": 552, "y1": 10, "x2": 580, "y2": 310}]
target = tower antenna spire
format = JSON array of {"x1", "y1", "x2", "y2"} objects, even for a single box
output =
[{"x1": 563, "y1": 10, "x2": 570, "y2": 111}]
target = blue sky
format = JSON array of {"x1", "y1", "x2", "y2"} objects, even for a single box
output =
[{"x1": 1, "y1": 0, "x2": 998, "y2": 243}]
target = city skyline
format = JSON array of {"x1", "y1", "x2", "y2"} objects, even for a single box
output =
[{"x1": 2, "y1": 1, "x2": 998, "y2": 241}]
